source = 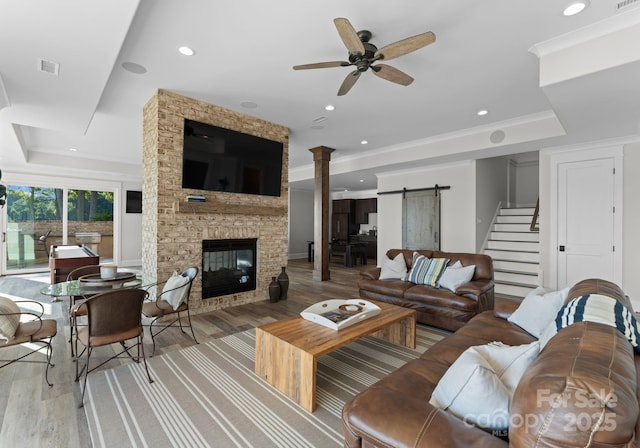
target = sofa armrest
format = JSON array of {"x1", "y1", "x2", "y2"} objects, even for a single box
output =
[
  {"x1": 493, "y1": 300, "x2": 520, "y2": 319},
  {"x1": 455, "y1": 279, "x2": 493, "y2": 296},
  {"x1": 360, "y1": 267, "x2": 381, "y2": 280}
]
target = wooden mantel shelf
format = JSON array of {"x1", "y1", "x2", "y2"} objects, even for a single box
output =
[{"x1": 176, "y1": 200, "x2": 287, "y2": 216}]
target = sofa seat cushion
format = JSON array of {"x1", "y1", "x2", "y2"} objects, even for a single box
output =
[
  {"x1": 343, "y1": 357, "x2": 510, "y2": 448},
  {"x1": 404, "y1": 285, "x2": 479, "y2": 312},
  {"x1": 454, "y1": 311, "x2": 538, "y2": 347},
  {"x1": 358, "y1": 278, "x2": 413, "y2": 297}
]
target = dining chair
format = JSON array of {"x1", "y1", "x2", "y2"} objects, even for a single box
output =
[
  {"x1": 142, "y1": 267, "x2": 199, "y2": 356},
  {"x1": 74, "y1": 288, "x2": 153, "y2": 408},
  {"x1": 0, "y1": 295, "x2": 57, "y2": 387},
  {"x1": 67, "y1": 265, "x2": 101, "y2": 357}
]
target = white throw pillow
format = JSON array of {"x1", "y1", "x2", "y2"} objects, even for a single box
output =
[
  {"x1": 429, "y1": 340, "x2": 540, "y2": 430},
  {"x1": 161, "y1": 272, "x2": 190, "y2": 310},
  {"x1": 438, "y1": 263, "x2": 475, "y2": 292},
  {"x1": 507, "y1": 286, "x2": 570, "y2": 338},
  {"x1": 379, "y1": 253, "x2": 408, "y2": 280},
  {"x1": 0, "y1": 295, "x2": 21, "y2": 343}
]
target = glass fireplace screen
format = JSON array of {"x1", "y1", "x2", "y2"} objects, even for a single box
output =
[{"x1": 202, "y1": 238, "x2": 257, "y2": 299}]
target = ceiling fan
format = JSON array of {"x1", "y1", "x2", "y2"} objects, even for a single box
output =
[{"x1": 293, "y1": 18, "x2": 436, "y2": 96}]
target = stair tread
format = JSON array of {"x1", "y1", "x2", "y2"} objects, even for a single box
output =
[
  {"x1": 485, "y1": 248, "x2": 540, "y2": 254},
  {"x1": 488, "y1": 239, "x2": 538, "y2": 243},
  {"x1": 495, "y1": 280, "x2": 539, "y2": 288},
  {"x1": 495, "y1": 269, "x2": 538, "y2": 276}
]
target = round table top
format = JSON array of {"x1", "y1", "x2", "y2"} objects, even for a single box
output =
[{"x1": 40, "y1": 274, "x2": 142, "y2": 298}]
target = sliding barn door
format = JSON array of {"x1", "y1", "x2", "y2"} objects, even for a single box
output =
[{"x1": 402, "y1": 190, "x2": 440, "y2": 250}]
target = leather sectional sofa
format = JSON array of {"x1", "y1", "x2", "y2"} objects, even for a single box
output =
[
  {"x1": 342, "y1": 278, "x2": 640, "y2": 447},
  {"x1": 358, "y1": 249, "x2": 495, "y2": 331}
]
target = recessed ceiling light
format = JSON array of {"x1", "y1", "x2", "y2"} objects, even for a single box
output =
[
  {"x1": 359, "y1": 179, "x2": 364, "y2": 183},
  {"x1": 178, "y1": 46, "x2": 195, "y2": 56},
  {"x1": 360, "y1": 140, "x2": 368, "y2": 145},
  {"x1": 477, "y1": 109, "x2": 489, "y2": 116},
  {"x1": 311, "y1": 125, "x2": 324, "y2": 130},
  {"x1": 563, "y1": 1, "x2": 589, "y2": 16},
  {"x1": 69, "y1": 148, "x2": 78, "y2": 152},
  {"x1": 325, "y1": 104, "x2": 335, "y2": 111}
]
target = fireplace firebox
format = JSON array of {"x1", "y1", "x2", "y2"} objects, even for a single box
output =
[{"x1": 202, "y1": 238, "x2": 257, "y2": 299}]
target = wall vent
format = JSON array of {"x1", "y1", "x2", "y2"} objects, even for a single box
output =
[
  {"x1": 38, "y1": 58, "x2": 60, "y2": 76},
  {"x1": 617, "y1": 0, "x2": 640, "y2": 11}
]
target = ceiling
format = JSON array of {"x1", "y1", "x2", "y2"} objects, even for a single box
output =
[{"x1": 1, "y1": 0, "x2": 640, "y2": 193}]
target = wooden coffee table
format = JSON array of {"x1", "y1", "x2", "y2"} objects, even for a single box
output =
[{"x1": 254, "y1": 300, "x2": 416, "y2": 412}]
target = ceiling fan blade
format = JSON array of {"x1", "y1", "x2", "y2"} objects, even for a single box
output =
[
  {"x1": 334, "y1": 18, "x2": 365, "y2": 55},
  {"x1": 375, "y1": 31, "x2": 436, "y2": 61},
  {"x1": 293, "y1": 61, "x2": 350, "y2": 70},
  {"x1": 337, "y1": 70, "x2": 361, "y2": 96},
  {"x1": 372, "y1": 64, "x2": 414, "y2": 86}
]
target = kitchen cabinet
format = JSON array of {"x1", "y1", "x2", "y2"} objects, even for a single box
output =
[
  {"x1": 332, "y1": 199, "x2": 355, "y2": 214},
  {"x1": 355, "y1": 198, "x2": 377, "y2": 224},
  {"x1": 351, "y1": 235, "x2": 377, "y2": 260},
  {"x1": 332, "y1": 213, "x2": 352, "y2": 241}
]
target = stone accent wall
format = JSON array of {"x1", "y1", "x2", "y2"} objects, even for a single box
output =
[{"x1": 142, "y1": 89, "x2": 289, "y2": 313}]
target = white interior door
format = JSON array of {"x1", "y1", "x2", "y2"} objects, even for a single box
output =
[{"x1": 557, "y1": 157, "x2": 616, "y2": 287}]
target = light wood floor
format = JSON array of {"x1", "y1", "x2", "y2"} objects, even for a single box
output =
[{"x1": 0, "y1": 258, "x2": 373, "y2": 447}]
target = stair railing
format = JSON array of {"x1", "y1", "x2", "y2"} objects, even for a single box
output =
[{"x1": 530, "y1": 198, "x2": 539, "y2": 231}]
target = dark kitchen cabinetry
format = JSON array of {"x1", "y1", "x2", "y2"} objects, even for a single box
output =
[
  {"x1": 332, "y1": 199, "x2": 356, "y2": 241},
  {"x1": 355, "y1": 198, "x2": 377, "y2": 224},
  {"x1": 332, "y1": 213, "x2": 352, "y2": 241},
  {"x1": 351, "y1": 235, "x2": 377, "y2": 261},
  {"x1": 332, "y1": 199, "x2": 355, "y2": 214}
]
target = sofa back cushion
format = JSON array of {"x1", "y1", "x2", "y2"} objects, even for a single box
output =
[
  {"x1": 384, "y1": 250, "x2": 493, "y2": 283},
  {"x1": 386, "y1": 249, "x2": 433, "y2": 270}
]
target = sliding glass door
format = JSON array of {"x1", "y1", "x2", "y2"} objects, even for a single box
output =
[
  {"x1": 68, "y1": 189, "x2": 114, "y2": 261},
  {"x1": 4, "y1": 185, "x2": 63, "y2": 272},
  {"x1": 2, "y1": 183, "x2": 115, "y2": 275}
]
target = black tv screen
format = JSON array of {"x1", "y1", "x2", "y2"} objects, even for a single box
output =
[{"x1": 182, "y1": 119, "x2": 283, "y2": 197}]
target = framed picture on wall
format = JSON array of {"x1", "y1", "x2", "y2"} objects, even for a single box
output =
[{"x1": 126, "y1": 190, "x2": 142, "y2": 213}]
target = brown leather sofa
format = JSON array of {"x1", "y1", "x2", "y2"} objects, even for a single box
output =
[
  {"x1": 342, "y1": 278, "x2": 640, "y2": 447},
  {"x1": 358, "y1": 249, "x2": 494, "y2": 331}
]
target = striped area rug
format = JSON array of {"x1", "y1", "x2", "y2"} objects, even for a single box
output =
[{"x1": 84, "y1": 325, "x2": 448, "y2": 448}]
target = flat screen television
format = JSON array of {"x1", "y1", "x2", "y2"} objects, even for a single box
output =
[{"x1": 182, "y1": 118, "x2": 284, "y2": 197}]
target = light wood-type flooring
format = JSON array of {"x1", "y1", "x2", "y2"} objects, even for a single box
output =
[{"x1": 0, "y1": 258, "x2": 377, "y2": 447}]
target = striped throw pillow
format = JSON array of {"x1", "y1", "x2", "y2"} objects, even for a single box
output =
[
  {"x1": 555, "y1": 294, "x2": 640, "y2": 352},
  {"x1": 406, "y1": 253, "x2": 450, "y2": 287}
]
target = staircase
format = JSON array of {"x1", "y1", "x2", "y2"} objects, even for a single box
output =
[{"x1": 484, "y1": 206, "x2": 540, "y2": 298}]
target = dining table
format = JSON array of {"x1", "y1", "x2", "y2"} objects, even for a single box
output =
[{"x1": 39, "y1": 272, "x2": 142, "y2": 302}]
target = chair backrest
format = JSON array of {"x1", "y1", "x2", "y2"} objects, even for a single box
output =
[
  {"x1": 67, "y1": 264, "x2": 101, "y2": 281},
  {"x1": 85, "y1": 288, "x2": 148, "y2": 339}
]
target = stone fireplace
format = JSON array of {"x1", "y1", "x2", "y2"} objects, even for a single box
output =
[{"x1": 142, "y1": 89, "x2": 289, "y2": 314}]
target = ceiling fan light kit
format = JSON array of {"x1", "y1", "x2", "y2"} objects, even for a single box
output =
[{"x1": 293, "y1": 17, "x2": 435, "y2": 96}]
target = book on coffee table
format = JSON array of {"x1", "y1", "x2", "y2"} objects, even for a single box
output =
[{"x1": 300, "y1": 298, "x2": 381, "y2": 330}]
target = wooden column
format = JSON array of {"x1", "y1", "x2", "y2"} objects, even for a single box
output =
[{"x1": 309, "y1": 146, "x2": 335, "y2": 281}]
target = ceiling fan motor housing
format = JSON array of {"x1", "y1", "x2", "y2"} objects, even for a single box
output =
[{"x1": 349, "y1": 32, "x2": 378, "y2": 72}]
